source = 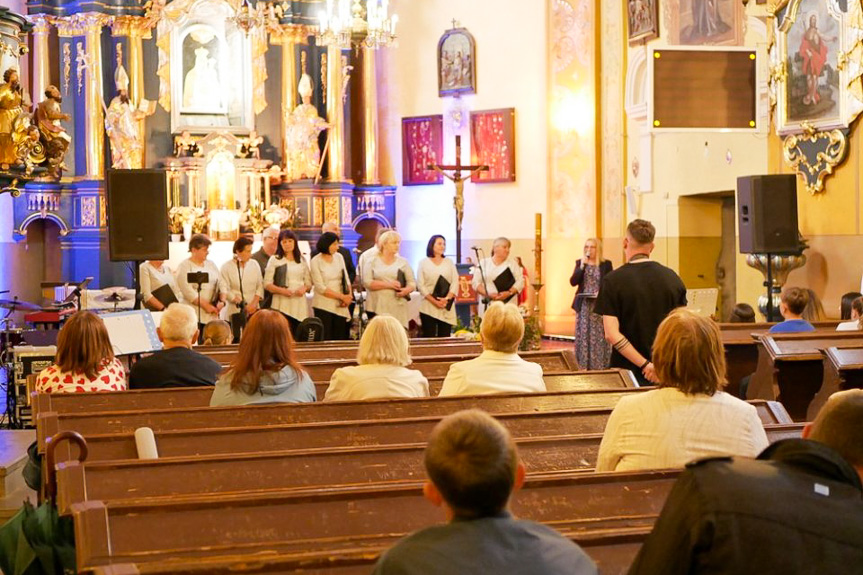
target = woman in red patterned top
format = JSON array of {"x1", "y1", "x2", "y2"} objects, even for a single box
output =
[{"x1": 36, "y1": 311, "x2": 127, "y2": 393}]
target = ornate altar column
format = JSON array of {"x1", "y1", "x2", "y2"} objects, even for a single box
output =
[
  {"x1": 325, "y1": 44, "x2": 346, "y2": 182},
  {"x1": 29, "y1": 15, "x2": 52, "y2": 103},
  {"x1": 81, "y1": 13, "x2": 111, "y2": 179},
  {"x1": 112, "y1": 16, "x2": 151, "y2": 168},
  {"x1": 275, "y1": 30, "x2": 299, "y2": 172},
  {"x1": 362, "y1": 46, "x2": 379, "y2": 185}
]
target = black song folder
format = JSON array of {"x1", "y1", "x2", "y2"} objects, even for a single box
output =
[
  {"x1": 493, "y1": 267, "x2": 517, "y2": 303},
  {"x1": 432, "y1": 275, "x2": 454, "y2": 311}
]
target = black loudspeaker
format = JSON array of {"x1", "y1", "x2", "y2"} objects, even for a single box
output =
[
  {"x1": 107, "y1": 169, "x2": 169, "y2": 262},
  {"x1": 737, "y1": 174, "x2": 799, "y2": 254}
]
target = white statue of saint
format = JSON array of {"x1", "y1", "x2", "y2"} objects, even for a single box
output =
[
  {"x1": 285, "y1": 74, "x2": 329, "y2": 181},
  {"x1": 104, "y1": 63, "x2": 154, "y2": 169},
  {"x1": 183, "y1": 46, "x2": 222, "y2": 110}
]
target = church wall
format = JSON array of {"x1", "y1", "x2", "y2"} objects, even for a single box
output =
[
  {"x1": 622, "y1": 3, "x2": 775, "y2": 318},
  {"x1": 377, "y1": 0, "x2": 548, "y2": 286}
]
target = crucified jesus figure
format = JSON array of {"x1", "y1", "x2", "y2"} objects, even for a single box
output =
[{"x1": 428, "y1": 135, "x2": 488, "y2": 263}]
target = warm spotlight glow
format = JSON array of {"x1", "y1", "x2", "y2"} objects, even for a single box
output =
[{"x1": 552, "y1": 89, "x2": 594, "y2": 136}]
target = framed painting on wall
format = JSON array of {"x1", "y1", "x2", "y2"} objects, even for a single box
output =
[
  {"x1": 438, "y1": 27, "x2": 476, "y2": 97},
  {"x1": 669, "y1": 0, "x2": 744, "y2": 46},
  {"x1": 628, "y1": 0, "x2": 660, "y2": 44},
  {"x1": 402, "y1": 115, "x2": 444, "y2": 186},
  {"x1": 772, "y1": 0, "x2": 862, "y2": 134},
  {"x1": 469, "y1": 108, "x2": 516, "y2": 184}
]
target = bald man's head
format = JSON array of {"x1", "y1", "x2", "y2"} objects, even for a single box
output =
[{"x1": 322, "y1": 221, "x2": 339, "y2": 236}]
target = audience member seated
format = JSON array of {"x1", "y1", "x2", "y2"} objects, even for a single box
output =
[
  {"x1": 802, "y1": 288, "x2": 826, "y2": 323},
  {"x1": 201, "y1": 320, "x2": 232, "y2": 345},
  {"x1": 595, "y1": 308, "x2": 768, "y2": 472},
  {"x1": 628, "y1": 389, "x2": 863, "y2": 574},
  {"x1": 36, "y1": 311, "x2": 126, "y2": 393},
  {"x1": 837, "y1": 293, "x2": 863, "y2": 331},
  {"x1": 728, "y1": 302, "x2": 756, "y2": 323},
  {"x1": 210, "y1": 310, "x2": 316, "y2": 406},
  {"x1": 372, "y1": 410, "x2": 597, "y2": 575},
  {"x1": 129, "y1": 304, "x2": 222, "y2": 389},
  {"x1": 768, "y1": 287, "x2": 815, "y2": 333},
  {"x1": 324, "y1": 315, "x2": 429, "y2": 401},
  {"x1": 438, "y1": 302, "x2": 545, "y2": 396}
]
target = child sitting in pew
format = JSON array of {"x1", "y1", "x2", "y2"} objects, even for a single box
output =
[
  {"x1": 201, "y1": 320, "x2": 232, "y2": 345},
  {"x1": 372, "y1": 410, "x2": 597, "y2": 575}
]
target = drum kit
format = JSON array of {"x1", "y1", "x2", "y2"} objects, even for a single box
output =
[{"x1": 1, "y1": 296, "x2": 53, "y2": 429}]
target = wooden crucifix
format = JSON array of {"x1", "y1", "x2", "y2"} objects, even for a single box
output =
[{"x1": 428, "y1": 135, "x2": 488, "y2": 263}]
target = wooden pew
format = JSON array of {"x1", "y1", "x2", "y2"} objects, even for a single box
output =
[
  {"x1": 808, "y1": 346, "x2": 863, "y2": 420},
  {"x1": 718, "y1": 322, "x2": 839, "y2": 398},
  {"x1": 37, "y1": 388, "x2": 791, "y2": 454},
  {"x1": 54, "y1": 423, "x2": 802, "y2": 514},
  {"x1": 33, "y1": 369, "x2": 637, "y2": 420},
  {"x1": 747, "y1": 332, "x2": 863, "y2": 420},
  {"x1": 200, "y1": 348, "x2": 580, "y2": 380},
  {"x1": 71, "y1": 469, "x2": 679, "y2": 571},
  {"x1": 202, "y1": 340, "x2": 484, "y2": 364},
  {"x1": 52, "y1": 397, "x2": 789, "y2": 465}
]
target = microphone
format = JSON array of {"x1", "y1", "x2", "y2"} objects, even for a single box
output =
[{"x1": 471, "y1": 246, "x2": 480, "y2": 251}]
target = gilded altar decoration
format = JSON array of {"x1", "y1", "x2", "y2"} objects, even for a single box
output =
[
  {"x1": 0, "y1": 68, "x2": 28, "y2": 168},
  {"x1": 782, "y1": 123, "x2": 848, "y2": 194},
  {"x1": 33, "y1": 84, "x2": 71, "y2": 178},
  {"x1": 285, "y1": 74, "x2": 329, "y2": 181},
  {"x1": 770, "y1": 0, "x2": 863, "y2": 134},
  {"x1": 80, "y1": 196, "x2": 97, "y2": 227},
  {"x1": 154, "y1": 0, "x2": 257, "y2": 132},
  {"x1": 437, "y1": 26, "x2": 476, "y2": 97},
  {"x1": 173, "y1": 130, "x2": 201, "y2": 157},
  {"x1": 238, "y1": 130, "x2": 263, "y2": 159},
  {"x1": 341, "y1": 196, "x2": 351, "y2": 225},
  {"x1": 75, "y1": 42, "x2": 85, "y2": 96},
  {"x1": 324, "y1": 196, "x2": 339, "y2": 225},
  {"x1": 62, "y1": 43, "x2": 71, "y2": 96},
  {"x1": 104, "y1": 63, "x2": 156, "y2": 169},
  {"x1": 321, "y1": 53, "x2": 327, "y2": 105}
]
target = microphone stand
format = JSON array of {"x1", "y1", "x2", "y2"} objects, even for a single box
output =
[
  {"x1": 353, "y1": 248, "x2": 368, "y2": 338},
  {"x1": 472, "y1": 247, "x2": 491, "y2": 306}
]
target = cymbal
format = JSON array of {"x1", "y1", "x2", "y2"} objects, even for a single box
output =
[
  {"x1": 0, "y1": 299, "x2": 41, "y2": 311},
  {"x1": 96, "y1": 292, "x2": 132, "y2": 303}
]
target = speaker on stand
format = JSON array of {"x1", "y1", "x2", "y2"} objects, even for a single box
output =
[
  {"x1": 737, "y1": 174, "x2": 800, "y2": 322},
  {"x1": 106, "y1": 170, "x2": 169, "y2": 310}
]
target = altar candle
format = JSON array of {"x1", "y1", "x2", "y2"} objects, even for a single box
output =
[{"x1": 535, "y1": 213, "x2": 542, "y2": 281}]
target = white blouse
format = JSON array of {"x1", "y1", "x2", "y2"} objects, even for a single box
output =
[
  {"x1": 472, "y1": 257, "x2": 524, "y2": 303},
  {"x1": 139, "y1": 261, "x2": 182, "y2": 308},
  {"x1": 358, "y1": 246, "x2": 380, "y2": 313},
  {"x1": 595, "y1": 387, "x2": 769, "y2": 472},
  {"x1": 324, "y1": 364, "x2": 429, "y2": 401},
  {"x1": 367, "y1": 256, "x2": 416, "y2": 328},
  {"x1": 175, "y1": 258, "x2": 223, "y2": 323},
  {"x1": 219, "y1": 259, "x2": 264, "y2": 316},
  {"x1": 264, "y1": 256, "x2": 311, "y2": 321},
  {"x1": 310, "y1": 252, "x2": 351, "y2": 319},
  {"x1": 417, "y1": 257, "x2": 459, "y2": 325}
]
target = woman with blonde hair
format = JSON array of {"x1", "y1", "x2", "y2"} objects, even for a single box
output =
[
  {"x1": 210, "y1": 310, "x2": 316, "y2": 406},
  {"x1": 324, "y1": 315, "x2": 429, "y2": 401},
  {"x1": 596, "y1": 308, "x2": 768, "y2": 472},
  {"x1": 36, "y1": 311, "x2": 126, "y2": 393},
  {"x1": 569, "y1": 237, "x2": 613, "y2": 369},
  {"x1": 365, "y1": 230, "x2": 416, "y2": 329},
  {"x1": 473, "y1": 237, "x2": 523, "y2": 310}
]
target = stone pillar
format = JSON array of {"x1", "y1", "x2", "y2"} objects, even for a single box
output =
[
  {"x1": 29, "y1": 15, "x2": 52, "y2": 105},
  {"x1": 361, "y1": 46, "x2": 379, "y2": 185},
  {"x1": 325, "y1": 44, "x2": 345, "y2": 182}
]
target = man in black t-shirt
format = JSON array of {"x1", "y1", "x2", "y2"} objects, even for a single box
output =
[
  {"x1": 593, "y1": 219, "x2": 686, "y2": 385},
  {"x1": 129, "y1": 304, "x2": 222, "y2": 389}
]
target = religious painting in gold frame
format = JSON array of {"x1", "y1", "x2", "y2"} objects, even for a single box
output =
[
  {"x1": 627, "y1": 0, "x2": 659, "y2": 44},
  {"x1": 771, "y1": 0, "x2": 863, "y2": 135},
  {"x1": 469, "y1": 108, "x2": 516, "y2": 184},
  {"x1": 668, "y1": 0, "x2": 744, "y2": 46},
  {"x1": 437, "y1": 27, "x2": 476, "y2": 97},
  {"x1": 402, "y1": 115, "x2": 443, "y2": 186}
]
